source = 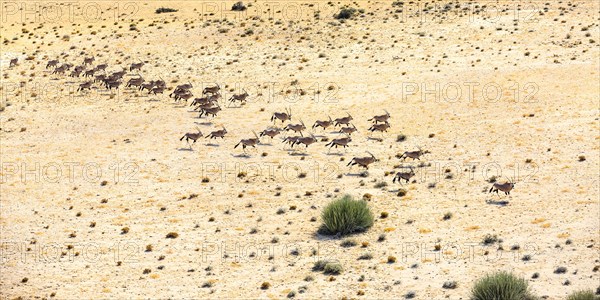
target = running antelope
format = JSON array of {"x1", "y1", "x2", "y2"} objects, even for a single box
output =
[
  {"x1": 339, "y1": 124, "x2": 358, "y2": 135},
  {"x1": 283, "y1": 136, "x2": 303, "y2": 148},
  {"x1": 198, "y1": 105, "x2": 222, "y2": 118},
  {"x1": 312, "y1": 116, "x2": 333, "y2": 130},
  {"x1": 235, "y1": 131, "x2": 260, "y2": 152},
  {"x1": 334, "y1": 113, "x2": 353, "y2": 127},
  {"x1": 393, "y1": 166, "x2": 416, "y2": 184},
  {"x1": 205, "y1": 126, "x2": 227, "y2": 139},
  {"x1": 203, "y1": 83, "x2": 220, "y2": 95},
  {"x1": 170, "y1": 83, "x2": 192, "y2": 98},
  {"x1": 84, "y1": 69, "x2": 95, "y2": 77},
  {"x1": 126, "y1": 76, "x2": 144, "y2": 88},
  {"x1": 94, "y1": 64, "x2": 108, "y2": 72},
  {"x1": 83, "y1": 57, "x2": 95, "y2": 65},
  {"x1": 368, "y1": 110, "x2": 391, "y2": 124},
  {"x1": 489, "y1": 178, "x2": 516, "y2": 195},
  {"x1": 284, "y1": 120, "x2": 306, "y2": 136},
  {"x1": 347, "y1": 152, "x2": 378, "y2": 169},
  {"x1": 46, "y1": 60, "x2": 59, "y2": 69},
  {"x1": 228, "y1": 90, "x2": 249, "y2": 104},
  {"x1": 368, "y1": 122, "x2": 390, "y2": 133},
  {"x1": 325, "y1": 136, "x2": 352, "y2": 150},
  {"x1": 77, "y1": 81, "x2": 93, "y2": 92},
  {"x1": 9, "y1": 58, "x2": 18, "y2": 67},
  {"x1": 271, "y1": 108, "x2": 292, "y2": 123},
  {"x1": 180, "y1": 127, "x2": 203, "y2": 148},
  {"x1": 259, "y1": 127, "x2": 282, "y2": 140},
  {"x1": 292, "y1": 134, "x2": 317, "y2": 148},
  {"x1": 130, "y1": 62, "x2": 144, "y2": 71},
  {"x1": 398, "y1": 148, "x2": 430, "y2": 161}
]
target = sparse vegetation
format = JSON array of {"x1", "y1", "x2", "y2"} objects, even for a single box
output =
[
  {"x1": 319, "y1": 195, "x2": 374, "y2": 236},
  {"x1": 471, "y1": 271, "x2": 536, "y2": 300},
  {"x1": 566, "y1": 290, "x2": 598, "y2": 300},
  {"x1": 155, "y1": 7, "x2": 178, "y2": 14}
]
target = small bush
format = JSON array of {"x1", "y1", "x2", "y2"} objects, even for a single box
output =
[
  {"x1": 260, "y1": 282, "x2": 270, "y2": 290},
  {"x1": 443, "y1": 281, "x2": 457, "y2": 289},
  {"x1": 470, "y1": 271, "x2": 536, "y2": 300},
  {"x1": 358, "y1": 253, "x2": 373, "y2": 260},
  {"x1": 387, "y1": 256, "x2": 396, "y2": 263},
  {"x1": 341, "y1": 239, "x2": 358, "y2": 247},
  {"x1": 323, "y1": 262, "x2": 343, "y2": 275},
  {"x1": 155, "y1": 7, "x2": 178, "y2": 14},
  {"x1": 231, "y1": 1, "x2": 247, "y2": 11},
  {"x1": 483, "y1": 234, "x2": 498, "y2": 245},
  {"x1": 166, "y1": 232, "x2": 179, "y2": 239},
  {"x1": 554, "y1": 266, "x2": 567, "y2": 274},
  {"x1": 335, "y1": 7, "x2": 357, "y2": 19},
  {"x1": 566, "y1": 290, "x2": 597, "y2": 300},
  {"x1": 319, "y1": 195, "x2": 374, "y2": 236}
]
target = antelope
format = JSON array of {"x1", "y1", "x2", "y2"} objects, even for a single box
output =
[
  {"x1": 205, "y1": 126, "x2": 227, "y2": 139},
  {"x1": 180, "y1": 127, "x2": 203, "y2": 148},
  {"x1": 339, "y1": 124, "x2": 358, "y2": 135},
  {"x1": 151, "y1": 86, "x2": 165, "y2": 95},
  {"x1": 284, "y1": 120, "x2": 306, "y2": 136},
  {"x1": 235, "y1": 131, "x2": 260, "y2": 152},
  {"x1": 105, "y1": 80, "x2": 122, "y2": 91},
  {"x1": 283, "y1": 136, "x2": 303, "y2": 148},
  {"x1": 368, "y1": 109, "x2": 391, "y2": 124},
  {"x1": 398, "y1": 148, "x2": 430, "y2": 161},
  {"x1": 110, "y1": 70, "x2": 126, "y2": 79},
  {"x1": 130, "y1": 61, "x2": 144, "y2": 71},
  {"x1": 347, "y1": 152, "x2": 378, "y2": 169},
  {"x1": 170, "y1": 84, "x2": 192, "y2": 98},
  {"x1": 271, "y1": 108, "x2": 292, "y2": 123},
  {"x1": 203, "y1": 83, "x2": 220, "y2": 95},
  {"x1": 228, "y1": 90, "x2": 249, "y2": 104},
  {"x1": 140, "y1": 80, "x2": 157, "y2": 92},
  {"x1": 126, "y1": 76, "x2": 144, "y2": 88},
  {"x1": 77, "y1": 81, "x2": 93, "y2": 92},
  {"x1": 69, "y1": 69, "x2": 83, "y2": 77},
  {"x1": 9, "y1": 58, "x2": 18, "y2": 67},
  {"x1": 292, "y1": 134, "x2": 318, "y2": 148},
  {"x1": 84, "y1": 69, "x2": 95, "y2": 77},
  {"x1": 198, "y1": 105, "x2": 222, "y2": 118},
  {"x1": 46, "y1": 60, "x2": 59, "y2": 69},
  {"x1": 325, "y1": 136, "x2": 352, "y2": 150},
  {"x1": 334, "y1": 113, "x2": 353, "y2": 127},
  {"x1": 94, "y1": 64, "x2": 108, "y2": 72},
  {"x1": 393, "y1": 166, "x2": 416, "y2": 184},
  {"x1": 52, "y1": 65, "x2": 67, "y2": 75},
  {"x1": 368, "y1": 122, "x2": 390, "y2": 133},
  {"x1": 259, "y1": 127, "x2": 282, "y2": 140},
  {"x1": 94, "y1": 74, "x2": 106, "y2": 83},
  {"x1": 312, "y1": 116, "x2": 333, "y2": 130},
  {"x1": 83, "y1": 57, "x2": 95, "y2": 65},
  {"x1": 191, "y1": 96, "x2": 210, "y2": 107},
  {"x1": 176, "y1": 91, "x2": 194, "y2": 103},
  {"x1": 489, "y1": 177, "x2": 516, "y2": 195}
]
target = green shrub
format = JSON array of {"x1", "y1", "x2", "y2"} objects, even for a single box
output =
[
  {"x1": 566, "y1": 290, "x2": 598, "y2": 300},
  {"x1": 320, "y1": 195, "x2": 374, "y2": 235},
  {"x1": 323, "y1": 262, "x2": 343, "y2": 275},
  {"x1": 471, "y1": 271, "x2": 536, "y2": 300},
  {"x1": 335, "y1": 8, "x2": 357, "y2": 19},
  {"x1": 155, "y1": 7, "x2": 178, "y2": 14}
]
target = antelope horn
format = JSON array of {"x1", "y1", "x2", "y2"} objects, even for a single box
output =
[
  {"x1": 328, "y1": 115, "x2": 332, "y2": 122},
  {"x1": 252, "y1": 130, "x2": 259, "y2": 139},
  {"x1": 215, "y1": 82, "x2": 220, "y2": 88},
  {"x1": 384, "y1": 109, "x2": 390, "y2": 116},
  {"x1": 366, "y1": 151, "x2": 375, "y2": 158},
  {"x1": 188, "y1": 81, "x2": 193, "y2": 87}
]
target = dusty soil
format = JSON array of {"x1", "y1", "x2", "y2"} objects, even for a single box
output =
[{"x1": 1, "y1": 0, "x2": 598, "y2": 299}]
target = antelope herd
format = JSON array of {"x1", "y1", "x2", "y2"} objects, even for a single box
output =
[{"x1": 4, "y1": 55, "x2": 518, "y2": 196}]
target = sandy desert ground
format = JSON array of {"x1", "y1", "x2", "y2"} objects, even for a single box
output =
[{"x1": 0, "y1": 0, "x2": 599, "y2": 299}]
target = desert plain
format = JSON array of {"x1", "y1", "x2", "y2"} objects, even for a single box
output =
[{"x1": 0, "y1": 0, "x2": 599, "y2": 299}]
